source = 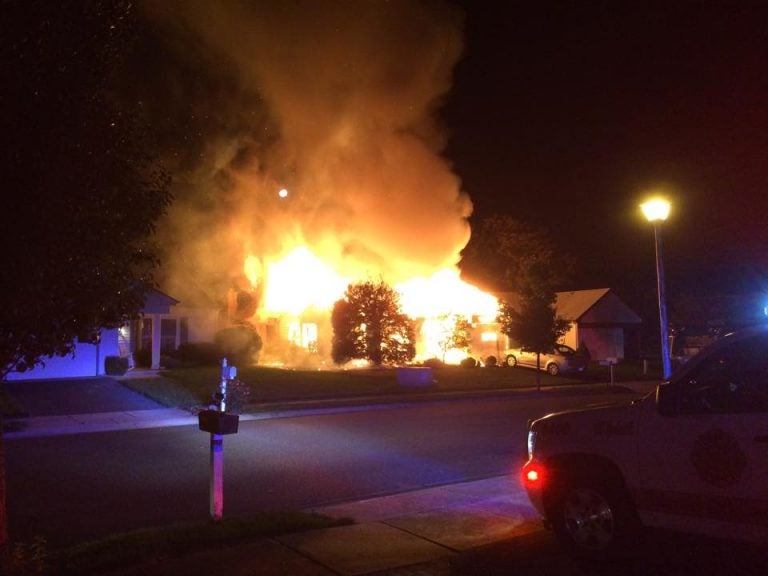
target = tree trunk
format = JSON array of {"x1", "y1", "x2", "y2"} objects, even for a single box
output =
[
  {"x1": 0, "y1": 419, "x2": 7, "y2": 557},
  {"x1": 536, "y1": 352, "x2": 541, "y2": 392}
]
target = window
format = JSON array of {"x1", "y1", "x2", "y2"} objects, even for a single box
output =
[
  {"x1": 161, "y1": 318, "x2": 177, "y2": 352},
  {"x1": 679, "y1": 333, "x2": 768, "y2": 414}
]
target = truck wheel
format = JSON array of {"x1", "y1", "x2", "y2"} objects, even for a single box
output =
[
  {"x1": 506, "y1": 355, "x2": 517, "y2": 367},
  {"x1": 548, "y1": 473, "x2": 637, "y2": 560}
]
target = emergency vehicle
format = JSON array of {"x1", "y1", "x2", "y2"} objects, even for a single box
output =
[{"x1": 522, "y1": 325, "x2": 768, "y2": 557}]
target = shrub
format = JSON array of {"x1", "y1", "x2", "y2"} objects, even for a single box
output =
[
  {"x1": 213, "y1": 323, "x2": 262, "y2": 365},
  {"x1": 169, "y1": 342, "x2": 221, "y2": 366},
  {"x1": 422, "y1": 357, "x2": 444, "y2": 369},
  {"x1": 104, "y1": 356, "x2": 129, "y2": 375},
  {"x1": 218, "y1": 378, "x2": 252, "y2": 414},
  {"x1": 133, "y1": 347, "x2": 152, "y2": 368}
]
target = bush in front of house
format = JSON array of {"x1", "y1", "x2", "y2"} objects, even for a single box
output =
[
  {"x1": 104, "y1": 356, "x2": 129, "y2": 375},
  {"x1": 422, "y1": 357, "x2": 444, "y2": 369},
  {"x1": 168, "y1": 342, "x2": 221, "y2": 367},
  {"x1": 213, "y1": 323, "x2": 263, "y2": 365},
  {"x1": 133, "y1": 347, "x2": 152, "y2": 368}
]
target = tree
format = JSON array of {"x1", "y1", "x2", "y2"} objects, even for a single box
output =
[
  {"x1": 0, "y1": 3, "x2": 171, "y2": 555},
  {"x1": 497, "y1": 261, "x2": 570, "y2": 390},
  {"x1": 460, "y1": 215, "x2": 573, "y2": 292},
  {"x1": 331, "y1": 280, "x2": 416, "y2": 366},
  {"x1": 436, "y1": 314, "x2": 472, "y2": 363},
  {"x1": 0, "y1": 0, "x2": 172, "y2": 379},
  {"x1": 214, "y1": 323, "x2": 263, "y2": 365}
]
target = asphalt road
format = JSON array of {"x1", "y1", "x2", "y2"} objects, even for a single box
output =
[{"x1": 6, "y1": 391, "x2": 631, "y2": 546}]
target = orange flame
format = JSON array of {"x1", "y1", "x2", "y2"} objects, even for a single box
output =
[{"x1": 244, "y1": 246, "x2": 500, "y2": 365}]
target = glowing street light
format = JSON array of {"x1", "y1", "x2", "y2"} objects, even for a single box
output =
[{"x1": 641, "y1": 197, "x2": 672, "y2": 379}]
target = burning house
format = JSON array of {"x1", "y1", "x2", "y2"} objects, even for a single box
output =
[{"x1": 137, "y1": 1, "x2": 502, "y2": 366}]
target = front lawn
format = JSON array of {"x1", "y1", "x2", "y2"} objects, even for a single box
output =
[
  {"x1": 6, "y1": 511, "x2": 350, "y2": 576},
  {"x1": 120, "y1": 364, "x2": 586, "y2": 411}
]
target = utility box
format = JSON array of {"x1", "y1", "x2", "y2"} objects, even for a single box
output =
[
  {"x1": 198, "y1": 410, "x2": 240, "y2": 435},
  {"x1": 396, "y1": 367, "x2": 434, "y2": 387}
]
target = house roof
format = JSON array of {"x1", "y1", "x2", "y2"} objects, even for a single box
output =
[
  {"x1": 142, "y1": 288, "x2": 180, "y2": 315},
  {"x1": 497, "y1": 288, "x2": 641, "y2": 324},
  {"x1": 556, "y1": 288, "x2": 641, "y2": 324},
  {"x1": 555, "y1": 288, "x2": 611, "y2": 320}
]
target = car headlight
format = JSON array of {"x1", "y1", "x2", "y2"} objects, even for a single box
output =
[{"x1": 527, "y1": 429, "x2": 537, "y2": 460}]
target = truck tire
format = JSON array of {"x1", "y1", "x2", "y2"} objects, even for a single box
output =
[
  {"x1": 506, "y1": 355, "x2": 517, "y2": 367},
  {"x1": 547, "y1": 471, "x2": 638, "y2": 560}
]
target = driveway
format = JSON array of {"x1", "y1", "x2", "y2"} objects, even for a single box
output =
[{"x1": 4, "y1": 377, "x2": 164, "y2": 416}]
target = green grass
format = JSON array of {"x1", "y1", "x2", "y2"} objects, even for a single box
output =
[
  {"x1": 50, "y1": 511, "x2": 351, "y2": 576},
  {"x1": 120, "y1": 364, "x2": 596, "y2": 411},
  {"x1": 118, "y1": 374, "x2": 212, "y2": 408}
]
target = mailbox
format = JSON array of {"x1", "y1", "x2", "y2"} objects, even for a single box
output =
[{"x1": 198, "y1": 410, "x2": 240, "y2": 435}]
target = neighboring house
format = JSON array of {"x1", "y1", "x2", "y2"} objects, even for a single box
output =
[
  {"x1": 6, "y1": 288, "x2": 180, "y2": 381},
  {"x1": 555, "y1": 288, "x2": 642, "y2": 361},
  {"x1": 488, "y1": 288, "x2": 642, "y2": 363}
]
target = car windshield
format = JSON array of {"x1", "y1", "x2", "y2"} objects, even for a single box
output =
[{"x1": 554, "y1": 345, "x2": 575, "y2": 355}]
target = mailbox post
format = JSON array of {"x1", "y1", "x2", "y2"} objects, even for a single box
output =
[
  {"x1": 198, "y1": 358, "x2": 239, "y2": 522},
  {"x1": 600, "y1": 357, "x2": 617, "y2": 388}
]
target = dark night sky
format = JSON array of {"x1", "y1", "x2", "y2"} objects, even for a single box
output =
[{"x1": 444, "y1": 1, "x2": 768, "y2": 303}]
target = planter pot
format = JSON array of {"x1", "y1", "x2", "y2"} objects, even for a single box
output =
[{"x1": 198, "y1": 410, "x2": 240, "y2": 435}]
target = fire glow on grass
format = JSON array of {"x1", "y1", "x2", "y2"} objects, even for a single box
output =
[{"x1": 244, "y1": 246, "x2": 500, "y2": 364}]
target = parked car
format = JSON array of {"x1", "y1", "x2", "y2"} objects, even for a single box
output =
[
  {"x1": 521, "y1": 324, "x2": 768, "y2": 559},
  {"x1": 504, "y1": 344, "x2": 585, "y2": 375}
]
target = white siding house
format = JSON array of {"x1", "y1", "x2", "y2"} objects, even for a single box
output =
[
  {"x1": 4, "y1": 329, "x2": 122, "y2": 380},
  {"x1": 5, "y1": 288, "x2": 179, "y2": 381}
]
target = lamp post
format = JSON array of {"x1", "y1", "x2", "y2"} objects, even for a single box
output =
[{"x1": 641, "y1": 198, "x2": 672, "y2": 379}]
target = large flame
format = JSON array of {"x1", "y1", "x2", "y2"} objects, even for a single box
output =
[
  {"x1": 395, "y1": 269, "x2": 499, "y2": 321},
  {"x1": 244, "y1": 247, "x2": 500, "y2": 365},
  {"x1": 246, "y1": 247, "x2": 350, "y2": 316}
]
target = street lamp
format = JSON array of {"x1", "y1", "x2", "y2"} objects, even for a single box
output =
[{"x1": 641, "y1": 198, "x2": 672, "y2": 379}]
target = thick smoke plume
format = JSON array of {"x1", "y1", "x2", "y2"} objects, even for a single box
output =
[{"x1": 136, "y1": 0, "x2": 470, "y2": 307}]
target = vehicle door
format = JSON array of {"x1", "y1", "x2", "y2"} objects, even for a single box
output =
[
  {"x1": 635, "y1": 332, "x2": 768, "y2": 542},
  {"x1": 518, "y1": 347, "x2": 538, "y2": 368}
]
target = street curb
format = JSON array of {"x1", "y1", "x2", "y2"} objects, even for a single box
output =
[{"x1": 2, "y1": 381, "x2": 658, "y2": 439}]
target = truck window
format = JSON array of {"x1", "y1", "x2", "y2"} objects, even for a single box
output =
[{"x1": 678, "y1": 333, "x2": 768, "y2": 415}]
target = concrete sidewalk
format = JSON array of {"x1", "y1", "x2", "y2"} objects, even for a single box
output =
[{"x1": 107, "y1": 475, "x2": 543, "y2": 576}]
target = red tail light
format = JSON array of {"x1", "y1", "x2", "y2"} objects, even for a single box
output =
[{"x1": 522, "y1": 460, "x2": 546, "y2": 487}]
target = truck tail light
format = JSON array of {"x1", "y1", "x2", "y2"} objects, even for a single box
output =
[{"x1": 522, "y1": 460, "x2": 546, "y2": 487}]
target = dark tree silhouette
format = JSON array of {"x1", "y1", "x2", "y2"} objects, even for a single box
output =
[
  {"x1": 331, "y1": 280, "x2": 416, "y2": 366},
  {"x1": 498, "y1": 261, "x2": 570, "y2": 390},
  {"x1": 0, "y1": 0, "x2": 172, "y2": 379},
  {"x1": 460, "y1": 215, "x2": 573, "y2": 292},
  {"x1": 0, "y1": 2, "x2": 171, "y2": 556}
]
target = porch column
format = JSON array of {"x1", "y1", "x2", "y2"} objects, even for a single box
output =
[{"x1": 151, "y1": 313, "x2": 162, "y2": 370}]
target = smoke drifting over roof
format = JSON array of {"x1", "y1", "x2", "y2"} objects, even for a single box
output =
[{"x1": 135, "y1": 0, "x2": 471, "y2": 306}]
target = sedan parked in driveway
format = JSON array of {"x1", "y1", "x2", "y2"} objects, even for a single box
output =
[{"x1": 504, "y1": 344, "x2": 585, "y2": 376}]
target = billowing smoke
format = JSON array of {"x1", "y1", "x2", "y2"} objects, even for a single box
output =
[{"x1": 135, "y1": 0, "x2": 470, "y2": 309}]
